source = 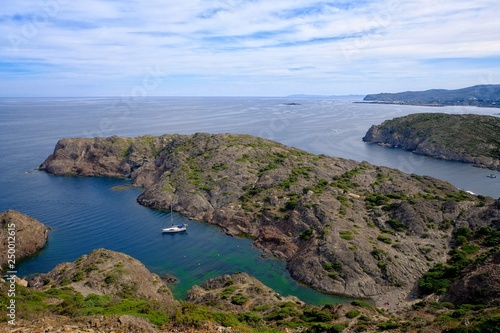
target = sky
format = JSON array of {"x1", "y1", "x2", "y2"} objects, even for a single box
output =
[{"x1": 1, "y1": 0, "x2": 500, "y2": 97}]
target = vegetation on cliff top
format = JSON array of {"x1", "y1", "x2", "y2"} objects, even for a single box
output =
[
  {"x1": 38, "y1": 133, "x2": 500, "y2": 304},
  {"x1": 2, "y1": 247, "x2": 500, "y2": 332},
  {"x1": 363, "y1": 113, "x2": 500, "y2": 170}
]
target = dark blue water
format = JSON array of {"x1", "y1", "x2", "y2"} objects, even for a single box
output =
[{"x1": 1, "y1": 97, "x2": 499, "y2": 305}]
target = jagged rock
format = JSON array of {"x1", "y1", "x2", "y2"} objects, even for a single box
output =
[
  {"x1": 38, "y1": 133, "x2": 499, "y2": 303},
  {"x1": 28, "y1": 248, "x2": 178, "y2": 307},
  {"x1": 0, "y1": 210, "x2": 49, "y2": 270}
]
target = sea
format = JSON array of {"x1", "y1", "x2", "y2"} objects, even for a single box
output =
[{"x1": 1, "y1": 97, "x2": 499, "y2": 305}]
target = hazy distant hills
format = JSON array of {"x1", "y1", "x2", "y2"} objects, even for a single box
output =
[
  {"x1": 287, "y1": 94, "x2": 365, "y2": 99},
  {"x1": 363, "y1": 84, "x2": 500, "y2": 108}
]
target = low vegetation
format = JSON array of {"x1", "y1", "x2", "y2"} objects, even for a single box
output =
[{"x1": 363, "y1": 113, "x2": 500, "y2": 170}]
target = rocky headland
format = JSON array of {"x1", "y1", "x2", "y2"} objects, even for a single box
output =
[
  {"x1": 363, "y1": 113, "x2": 500, "y2": 171},
  {"x1": 0, "y1": 210, "x2": 49, "y2": 271},
  {"x1": 37, "y1": 133, "x2": 500, "y2": 307}
]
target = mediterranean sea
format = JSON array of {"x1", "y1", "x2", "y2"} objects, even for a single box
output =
[{"x1": 1, "y1": 97, "x2": 498, "y2": 304}]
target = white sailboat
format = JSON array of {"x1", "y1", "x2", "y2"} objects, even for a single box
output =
[{"x1": 162, "y1": 206, "x2": 188, "y2": 233}]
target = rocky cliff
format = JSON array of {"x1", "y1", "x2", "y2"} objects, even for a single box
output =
[
  {"x1": 28, "y1": 248, "x2": 177, "y2": 306},
  {"x1": 2, "y1": 247, "x2": 499, "y2": 332},
  {"x1": 363, "y1": 113, "x2": 500, "y2": 171},
  {"x1": 0, "y1": 210, "x2": 49, "y2": 270},
  {"x1": 39, "y1": 133, "x2": 500, "y2": 305},
  {"x1": 442, "y1": 248, "x2": 500, "y2": 307}
]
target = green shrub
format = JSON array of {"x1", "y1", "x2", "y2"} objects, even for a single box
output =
[
  {"x1": 300, "y1": 228, "x2": 314, "y2": 240},
  {"x1": 387, "y1": 219, "x2": 407, "y2": 232},
  {"x1": 339, "y1": 231, "x2": 353, "y2": 240},
  {"x1": 365, "y1": 194, "x2": 389, "y2": 207},
  {"x1": 302, "y1": 308, "x2": 334, "y2": 322},
  {"x1": 346, "y1": 309, "x2": 360, "y2": 318},
  {"x1": 239, "y1": 312, "x2": 263, "y2": 326},
  {"x1": 231, "y1": 294, "x2": 249, "y2": 305},
  {"x1": 377, "y1": 321, "x2": 400, "y2": 330},
  {"x1": 461, "y1": 244, "x2": 480, "y2": 254},
  {"x1": 72, "y1": 270, "x2": 85, "y2": 282},
  {"x1": 350, "y1": 300, "x2": 373, "y2": 308},
  {"x1": 377, "y1": 234, "x2": 392, "y2": 244}
]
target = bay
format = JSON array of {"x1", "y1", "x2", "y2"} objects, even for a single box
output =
[{"x1": 0, "y1": 97, "x2": 498, "y2": 305}]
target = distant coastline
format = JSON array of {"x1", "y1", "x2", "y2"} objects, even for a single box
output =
[
  {"x1": 355, "y1": 101, "x2": 446, "y2": 107},
  {"x1": 362, "y1": 84, "x2": 500, "y2": 108}
]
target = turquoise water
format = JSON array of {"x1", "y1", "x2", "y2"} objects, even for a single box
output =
[
  {"x1": 13, "y1": 173, "x2": 340, "y2": 304},
  {"x1": 1, "y1": 97, "x2": 498, "y2": 305}
]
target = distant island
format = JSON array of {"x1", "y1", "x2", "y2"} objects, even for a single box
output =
[
  {"x1": 362, "y1": 84, "x2": 500, "y2": 108},
  {"x1": 363, "y1": 113, "x2": 500, "y2": 171}
]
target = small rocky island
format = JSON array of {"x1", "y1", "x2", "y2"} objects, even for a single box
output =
[
  {"x1": 363, "y1": 113, "x2": 500, "y2": 171},
  {"x1": 38, "y1": 133, "x2": 500, "y2": 306}
]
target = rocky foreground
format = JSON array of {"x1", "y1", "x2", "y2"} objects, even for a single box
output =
[
  {"x1": 363, "y1": 113, "x2": 500, "y2": 171},
  {"x1": 37, "y1": 133, "x2": 500, "y2": 307},
  {"x1": 2, "y1": 246, "x2": 499, "y2": 332}
]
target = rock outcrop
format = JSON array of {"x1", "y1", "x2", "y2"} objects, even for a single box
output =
[
  {"x1": 28, "y1": 248, "x2": 177, "y2": 306},
  {"x1": 187, "y1": 272, "x2": 304, "y2": 311},
  {"x1": 0, "y1": 210, "x2": 49, "y2": 270},
  {"x1": 38, "y1": 133, "x2": 500, "y2": 304},
  {"x1": 442, "y1": 248, "x2": 500, "y2": 307},
  {"x1": 363, "y1": 113, "x2": 500, "y2": 171}
]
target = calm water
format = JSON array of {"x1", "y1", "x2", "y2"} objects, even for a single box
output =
[{"x1": 1, "y1": 97, "x2": 499, "y2": 304}]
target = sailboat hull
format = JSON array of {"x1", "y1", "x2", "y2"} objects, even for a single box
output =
[{"x1": 162, "y1": 224, "x2": 188, "y2": 233}]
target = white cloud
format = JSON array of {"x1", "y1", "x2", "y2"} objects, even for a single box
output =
[{"x1": 1, "y1": 0, "x2": 499, "y2": 96}]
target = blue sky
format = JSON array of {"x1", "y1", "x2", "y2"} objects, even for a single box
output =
[{"x1": 1, "y1": 0, "x2": 499, "y2": 96}]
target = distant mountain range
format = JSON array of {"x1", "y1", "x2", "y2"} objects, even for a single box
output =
[{"x1": 363, "y1": 84, "x2": 500, "y2": 108}]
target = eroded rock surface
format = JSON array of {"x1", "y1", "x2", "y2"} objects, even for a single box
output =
[
  {"x1": 0, "y1": 210, "x2": 49, "y2": 270},
  {"x1": 28, "y1": 248, "x2": 177, "y2": 306},
  {"x1": 39, "y1": 133, "x2": 500, "y2": 302},
  {"x1": 363, "y1": 113, "x2": 500, "y2": 171}
]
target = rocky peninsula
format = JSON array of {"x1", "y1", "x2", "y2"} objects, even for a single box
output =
[
  {"x1": 363, "y1": 113, "x2": 500, "y2": 171},
  {"x1": 37, "y1": 133, "x2": 500, "y2": 307}
]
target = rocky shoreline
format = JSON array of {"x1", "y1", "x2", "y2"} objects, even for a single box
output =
[
  {"x1": 363, "y1": 113, "x2": 500, "y2": 171},
  {"x1": 37, "y1": 133, "x2": 500, "y2": 305},
  {"x1": 0, "y1": 210, "x2": 50, "y2": 273}
]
